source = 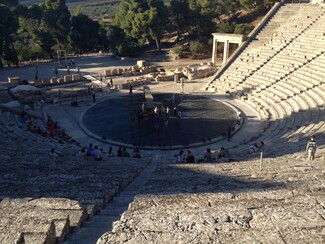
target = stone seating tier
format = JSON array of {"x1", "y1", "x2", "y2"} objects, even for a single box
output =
[
  {"x1": 246, "y1": 93, "x2": 322, "y2": 143},
  {"x1": 256, "y1": 105, "x2": 322, "y2": 144},
  {"x1": 98, "y1": 153, "x2": 325, "y2": 243},
  {"x1": 0, "y1": 108, "x2": 151, "y2": 243},
  {"x1": 305, "y1": 89, "x2": 324, "y2": 107},
  {"x1": 293, "y1": 94, "x2": 309, "y2": 111},
  {"x1": 287, "y1": 97, "x2": 302, "y2": 113}
]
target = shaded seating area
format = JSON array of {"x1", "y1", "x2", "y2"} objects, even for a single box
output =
[{"x1": 0, "y1": 108, "x2": 151, "y2": 243}]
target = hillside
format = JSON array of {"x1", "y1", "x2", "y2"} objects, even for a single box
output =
[{"x1": 19, "y1": 0, "x2": 121, "y2": 19}]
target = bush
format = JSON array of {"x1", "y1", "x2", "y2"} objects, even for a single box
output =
[
  {"x1": 234, "y1": 23, "x2": 253, "y2": 35},
  {"x1": 189, "y1": 40, "x2": 207, "y2": 54},
  {"x1": 116, "y1": 41, "x2": 139, "y2": 57},
  {"x1": 172, "y1": 43, "x2": 188, "y2": 59},
  {"x1": 217, "y1": 22, "x2": 235, "y2": 34},
  {"x1": 189, "y1": 39, "x2": 212, "y2": 59}
]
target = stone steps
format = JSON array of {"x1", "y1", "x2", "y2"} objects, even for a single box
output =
[{"x1": 64, "y1": 158, "x2": 157, "y2": 244}]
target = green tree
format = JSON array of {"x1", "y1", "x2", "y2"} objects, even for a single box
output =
[
  {"x1": 43, "y1": 0, "x2": 71, "y2": 51},
  {"x1": 0, "y1": 3, "x2": 19, "y2": 67},
  {"x1": 97, "y1": 21, "x2": 109, "y2": 51},
  {"x1": 16, "y1": 4, "x2": 55, "y2": 59},
  {"x1": 189, "y1": 39, "x2": 211, "y2": 58},
  {"x1": 114, "y1": 0, "x2": 168, "y2": 51},
  {"x1": 213, "y1": 0, "x2": 241, "y2": 18},
  {"x1": 168, "y1": 0, "x2": 190, "y2": 42},
  {"x1": 113, "y1": 0, "x2": 136, "y2": 38},
  {"x1": 107, "y1": 25, "x2": 139, "y2": 57},
  {"x1": 69, "y1": 13, "x2": 101, "y2": 54},
  {"x1": 217, "y1": 22, "x2": 235, "y2": 33},
  {"x1": 186, "y1": 0, "x2": 216, "y2": 39},
  {"x1": 234, "y1": 23, "x2": 253, "y2": 35},
  {"x1": 147, "y1": 0, "x2": 168, "y2": 51}
]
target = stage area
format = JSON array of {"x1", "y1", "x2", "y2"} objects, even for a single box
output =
[{"x1": 82, "y1": 92, "x2": 238, "y2": 149}]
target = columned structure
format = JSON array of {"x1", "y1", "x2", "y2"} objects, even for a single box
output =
[{"x1": 211, "y1": 33, "x2": 244, "y2": 65}]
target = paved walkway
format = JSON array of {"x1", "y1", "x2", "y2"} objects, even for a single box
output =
[
  {"x1": 0, "y1": 53, "x2": 210, "y2": 88},
  {"x1": 0, "y1": 54, "x2": 134, "y2": 85}
]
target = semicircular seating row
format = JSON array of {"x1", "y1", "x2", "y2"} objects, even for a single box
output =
[
  {"x1": 208, "y1": 4, "x2": 325, "y2": 146},
  {"x1": 0, "y1": 108, "x2": 151, "y2": 243}
]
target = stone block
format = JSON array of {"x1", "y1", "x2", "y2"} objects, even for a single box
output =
[
  {"x1": 7, "y1": 77, "x2": 20, "y2": 88},
  {"x1": 72, "y1": 74, "x2": 81, "y2": 81},
  {"x1": 156, "y1": 75, "x2": 174, "y2": 81},
  {"x1": 42, "y1": 79, "x2": 51, "y2": 85},
  {"x1": 143, "y1": 66, "x2": 149, "y2": 73},
  {"x1": 133, "y1": 81, "x2": 140, "y2": 86},
  {"x1": 33, "y1": 80, "x2": 43, "y2": 87},
  {"x1": 50, "y1": 78, "x2": 58, "y2": 84},
  {"x1": 111, "y1": 69, "x2": 118, "y2": 75},
  {"x1": 137, "y1": 60, "x2": 146, "y2": 68},
  {"x1": 0, "y1": 217, "x2": 56, "y2": 244},
  {"x1": 131, "y1": 65, "x2": 139, "y2": 72},
  {"x1": 149, "y1": 66, "x2": 157, "y2": 72},
  {"x1": 104, "y1": 69, "x2": 112, "y2": 76},
  {"x1": 23, "y1": 232, "x2": 55, "y2": 244},
  {"x1": 64, "y1": 75, "x2": 73, "y2": 83},
  {"x1": 8, "y1": 77, "x2": 20, "y2": 84},
  {"x1": 85, "y1": 203, "x2": 101, "y2": 219},
  {"x1": 123, "y1": 71, "x2": 132, "y2": 77}
]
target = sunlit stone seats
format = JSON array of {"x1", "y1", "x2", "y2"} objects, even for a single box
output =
[{"x1": 207, "y1": 3, "x2": 325, "y2": 144}]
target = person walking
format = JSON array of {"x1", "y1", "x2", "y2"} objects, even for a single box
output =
[
  {"x1": 92, "y1": 91, "x2": 96, "y2": 103},
  {"x1": 131, "y1": 113, "x2": 135, "y2": 127},
  {"x1": 306, "y1": 135, "x2": 317, "y2": 160},
  {"x1": 227, "y1": 126, "x2": 232, "y2": 142},
  {"x1": 129, "y1": 83, "x2": 133, "y2": 94},
  {"x1": 35, "y1": 65, "x2": 39, "y2": 80},
  {"x1": 180, "y1": 78, "x2": 184, "y2": 93},
  {"x1": 54, "y1": 67, "x2": 58, "y2": 77}
]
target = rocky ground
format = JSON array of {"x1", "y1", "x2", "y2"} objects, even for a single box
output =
[{"x1": 98, "y1": 151, "x2": 325, "y2": 243}]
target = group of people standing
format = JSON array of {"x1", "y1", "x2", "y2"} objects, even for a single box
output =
[{"x1": 131, "y1": 103, "x2": 181, "y2": 130}]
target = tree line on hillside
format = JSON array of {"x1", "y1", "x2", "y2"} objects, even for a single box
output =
[{"x1": 0, "y1": 0, "x2": 275, "y2": 67}]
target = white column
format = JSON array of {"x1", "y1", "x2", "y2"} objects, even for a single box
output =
[
  {"x1": 212, "y1": 38, "x2": 218, "y2": 64},
  {"x1": 223, "y1": 40, "x2": 229, "y2": 64}
]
